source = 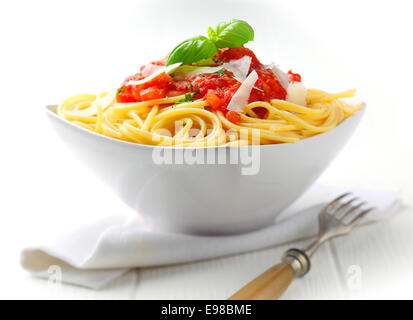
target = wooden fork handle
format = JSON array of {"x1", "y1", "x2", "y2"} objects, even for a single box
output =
[
  {"x1": 228, "y1": 262, "x2": 295, "y2": 300},
  {"x1": 228, "y1": 249, "x2": 311, "y2": 300}
]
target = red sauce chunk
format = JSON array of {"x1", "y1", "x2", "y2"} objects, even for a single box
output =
[
  {"x1": 116, "y1": 47, "x2": 291, "y2": 123},
  {"x1": 287, "y1": 70, "x2": 302, "y2": 82}
]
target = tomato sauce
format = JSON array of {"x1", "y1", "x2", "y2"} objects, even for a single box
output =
[
  {"x1": 287, "y1": 70, "x2": 302, "y2": 82},
  {"x1": 116, "y1": 46, "x2": 290, "y2": 124}
]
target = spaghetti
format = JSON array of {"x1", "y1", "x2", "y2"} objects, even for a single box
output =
[
  {"x1": 57, "y1": 87, "x2": 360, "y2": 147},
  {"x1": 56, "y1": 21, "x2": 361, "y2": 147}
]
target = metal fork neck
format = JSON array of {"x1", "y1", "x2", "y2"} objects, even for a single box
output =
[{"x1": 303, "y1": 239, "x2": 324, "y2": 257}]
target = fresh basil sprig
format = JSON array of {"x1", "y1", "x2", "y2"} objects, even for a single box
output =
[
  {"x1": 208, "y1": 19, "x2": 254, "y2": 49},
  {"x1": 168, "y1": 36, "x2": 217, "y2": 66},
  {"x1": 166, "y1": 19, "x2": 254, "y2": 66}
]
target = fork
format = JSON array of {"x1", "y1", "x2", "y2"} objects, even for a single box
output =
[{"x1": 228, "y1": 193, "x2": 375, "y2": 300}]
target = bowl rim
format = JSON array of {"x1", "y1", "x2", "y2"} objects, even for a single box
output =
[{"x1": 45, "y1": 103, "x2": 366, "y2": 151}]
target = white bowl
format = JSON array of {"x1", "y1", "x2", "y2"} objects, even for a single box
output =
[{"x1": 46, "y1": 104, "x2": 365, "y2": 235}]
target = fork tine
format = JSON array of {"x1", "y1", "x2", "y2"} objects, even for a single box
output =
[
  {"x1": 340, "y1": 201, "x2": 367, "y2": 222},
  {"x1": 326, "y1": 193, "x2": 352, "y2": 212},
  {"x1": 333, "y1": 197, "x2": 359, "y2": 218},
  {"x1": 349, "y1": 207, "x2": 376, "y2": 227}
]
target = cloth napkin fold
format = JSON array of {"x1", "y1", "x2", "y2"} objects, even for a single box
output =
[{"x1": 21, "y1": 184, "x2": 400, "y2": 289}]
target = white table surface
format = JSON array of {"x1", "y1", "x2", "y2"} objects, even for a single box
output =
[{"x1": 1, "y1": 0, "x2": 412, "y2": 299}]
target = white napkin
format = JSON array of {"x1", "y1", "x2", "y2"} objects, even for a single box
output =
[{"x1": 21, "y1": 184, "x2": 400, "y2": 289}]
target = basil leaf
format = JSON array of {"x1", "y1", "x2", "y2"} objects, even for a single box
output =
[
  {"x1": 208, "y1": 19, "x2": 254, "y2": 49},
  {"x1": 166, "y1": 36, "x2": 217, "y2": 66}
]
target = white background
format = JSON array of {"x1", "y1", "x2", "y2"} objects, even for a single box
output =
[{"x1": 0, "y1": 0, "x2": 412, "y2": 299}]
